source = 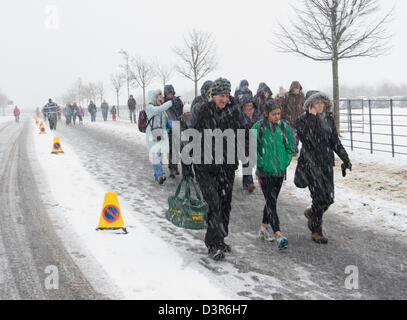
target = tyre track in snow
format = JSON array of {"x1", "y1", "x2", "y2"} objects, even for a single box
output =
[
  {"x1": 0, "y1": 119, "x2": 105, "y2": 299},
  {"x1": 56, "y1": 121, "x2": 407, "y2": 300}
]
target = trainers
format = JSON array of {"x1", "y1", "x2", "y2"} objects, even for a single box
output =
[
  {"x1": 219, "y1": 242, "x2": 232, "y2": 253},
  {"x1": 208, "y1": 245, "x2": 225, "y2": 261},
  {"x1": 247, "y1": 184, "x2": 255, "y2": 193},
  {"x1": 304, "y1": 209, "x2": 312, "y2": 232},
  {"x1": 312, "y1": 232, "x2": 328, "y2": 244},
  {"x1": 169, "y1": 169, "x2": 176, "y2": 179},
  {"x1": 276, "y1": 234, "x2": 288, "y2": 250},
  {"x1": 259, "y1": 226, "x2": 275, "y2": 242},
  {"x1": 155, "y1": 176, "x2": 166, "y2": 185}
]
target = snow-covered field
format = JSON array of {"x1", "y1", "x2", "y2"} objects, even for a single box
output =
[{"x1": 29, "y1": 122, "x2": 230, "y2": 300}]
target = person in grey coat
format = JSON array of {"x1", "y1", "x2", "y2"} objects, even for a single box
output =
[{"x1": 101, "y1": 100, "x2": 109, "y2": 121}]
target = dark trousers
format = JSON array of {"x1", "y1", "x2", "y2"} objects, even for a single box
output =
[
  {"x1": 195, "y1": 168, "x2": 235, "y2": 248},
  {"x1": 49, "y1": 118, "x2": 57, "y2": 130},
  {"x1": 242, "y1": 163, "x2": 254, "y2": 186},
  {"x1": 308, "y1": 166, "x2": 334, "y2": 234},
  {"x1": 257, "y1": 174, "x2": 284, "y2": 234},
  {"x1": 168, "y1": 131, "x2": 179, "y2": 172},
  {"x1": 129, "y1": 110, "x2": 136, "y2": 123}
]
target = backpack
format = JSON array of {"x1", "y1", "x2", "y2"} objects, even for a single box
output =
[{"x1": 138, "y1": 110, "x2": 154, "y2": 133}]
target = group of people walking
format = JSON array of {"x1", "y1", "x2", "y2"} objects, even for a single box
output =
[{"x1": 144, "y1": 78, "x2": 352, "y2": 261}]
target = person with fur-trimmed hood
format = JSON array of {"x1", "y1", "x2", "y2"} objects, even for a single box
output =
[
  {"x1": 234, "y1": 79, "x2": 253, "y2": 104},
  {"x1": 193, "y1": 77, "x2": 241, "y2": 261},
  {"x1": 295, "y1": 92, "x2": 352, "y2": 244},
  {"x1": 146, "y1": 89, "x2": 173, "y2": 184}
]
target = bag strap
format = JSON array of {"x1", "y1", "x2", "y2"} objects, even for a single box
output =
[
  {"x1": 187, "y1": 177, "x2": 202, "y2": 201},
  {"x1": 174, "y1": 177, "x2": 202, "y2": 202}
]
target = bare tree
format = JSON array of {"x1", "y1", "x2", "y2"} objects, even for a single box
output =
[
  {"x1": 111, "y1": 72, "x2": 124, "y2": 117},
  {"x1": 0, "y1": 90, "x2": 9, "y2": 116},
  {"x1": 96, "y1": 82, "x2": 105, "y2": 105},
  {"x1": 119, "y1": 49, "x2": 136, "y2": 99},
  {"x1": 132, "y1": 56, "x2": 155, "y2": 109},
  {"x1": 155, "y1": 62, "x2": 174, "y2": 88},
  {"x1": 173, "y1": 29, "x2": 218, "y2": 97},
  {"x1": 274, "y1": 0, "x2": 393, "y2": 130}
]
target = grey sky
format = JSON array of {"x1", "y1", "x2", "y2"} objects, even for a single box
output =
[{"x1": 0, "y1": 0, "x2": 405, "y2": 109}]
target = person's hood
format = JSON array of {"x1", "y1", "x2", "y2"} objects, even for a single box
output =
[
  {"x1": 200, "y1": 80, "x2": 213, "y2": 96},
  {"x1": 147, "y1": 89, "x2": 162, "y2": 105},
  {"x1": 256, "y1": 82, "x2": 273, "y2": 97},
  {"x1": 164, "y1": 85, "x2": 175, "y2": 97},
  {"x1": 289, "y1": 81, "x2": 303, "y2": 93},
  {"x1": 239, "y1": 79, "x2": 249, "y2": 92},
  {"x1": 303, "y1": 92, "x2": 333, "y2": 112}
]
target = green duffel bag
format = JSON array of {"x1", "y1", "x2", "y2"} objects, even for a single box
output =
[{"x1": 165, "y1": 177, "x2": 209, "y2": 230}]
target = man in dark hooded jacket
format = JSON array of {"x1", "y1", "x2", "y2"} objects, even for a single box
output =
[
  {"x1": 253, "y1": 82, "x2": 273, "y2": 114},
  {"x1": 164, "y1": 85, "x2": 184, "y2": 178},
  {"x1": 281, "y1": 81, "x2": 305, "y2": 154},
  {"x1": 42, "y1": 99, "x2": 60, "y2": 130},
  {"x1": 295, "y1": 92, "x2": 352, "y2": 244},
  {"x1": 193, "y1": 78, "x2": 241, "y2": 261},
  {"x1": 128, "y1": 95, "x2": 137, "y2": 123},
  {"x1": 190, "y1": 80, "x2": 213, "y2": 129}
]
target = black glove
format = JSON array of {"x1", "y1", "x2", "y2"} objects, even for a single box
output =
[{"x1": 341, "y1": 161, "x2": 352, "y2": 177}]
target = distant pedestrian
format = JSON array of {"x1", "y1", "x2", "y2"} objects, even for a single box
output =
[
  {"x1": 71, "y1": 103, "x2": 79, "y2": 125},
  {"x1": 77, "y1": 105, "x2": 84, "y2": 124},
  {"x1": 128, "y1": 95, "x2": 137, "y2": 123},
  {"x1": 88, "y1": 101, "x2": 97, "y2": 122},
  {"x1": 42, "y1": 99, "x2": 60, "y2": 130},
  {"x1": 111, "y1": 105, "x2": 117, "y2": 121},
  {"x1": 101, "y1": 100, "x2": 109, "y2": 121},
  {"x1": 13, "y1": 106, "x2": 20, "y2": 123},
  {"x1": 64, "y1": 104, "x2": 72, "y2": 125}
]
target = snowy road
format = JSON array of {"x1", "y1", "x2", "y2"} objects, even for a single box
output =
[
  {"x1": 1, "y1": 117, "x2": 405, "y2": 299},
  {"x1": 50, "y1": 119, "x2": 406, "y2": 300},
  {"x1": 0, "y1": 118, "x2": 105, "y2": 299}
]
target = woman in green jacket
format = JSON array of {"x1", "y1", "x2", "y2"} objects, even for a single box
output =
[{"x1": 252, "y1": 100, "x2": 294, "y2": 250}]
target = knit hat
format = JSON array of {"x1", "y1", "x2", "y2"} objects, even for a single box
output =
[
  {"x1": 211, "y1": 78, "x2": 231, "y2": 96},
  {"x1": 240, "y1": 95, "x2": 254, "y2": 106},
  {"x1": 305, "y1": 90, "x2": 320, "y2": 100}
]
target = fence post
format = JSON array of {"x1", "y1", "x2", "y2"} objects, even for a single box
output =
[
  {"x1": 390, "y1": 99, "x2": 395, "y2": 157},
  {"x1": 348, "y1": 100, "x2": 354, "y2": 151},
  {"x1": 362, "y1": 99, "x2": 365, "y2": 134},
  {"x1": 368, "y1": 100, "x2": 373, "y2": 154}
]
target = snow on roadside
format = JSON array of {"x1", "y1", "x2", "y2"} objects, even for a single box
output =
[
  {"x1": 91, "y1": 119, "x2": 407, "y2": 240},
  {"x1": 30, "y1": 122, "x2": 230, "y2": 299}
]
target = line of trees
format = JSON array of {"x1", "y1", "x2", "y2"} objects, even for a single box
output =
[
  {"x1": 59, "y1": 0, "x2": 395, "y2": 128},
  {"x1": 0, "y1": 90, "x2": 10, "y2": 116}
]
